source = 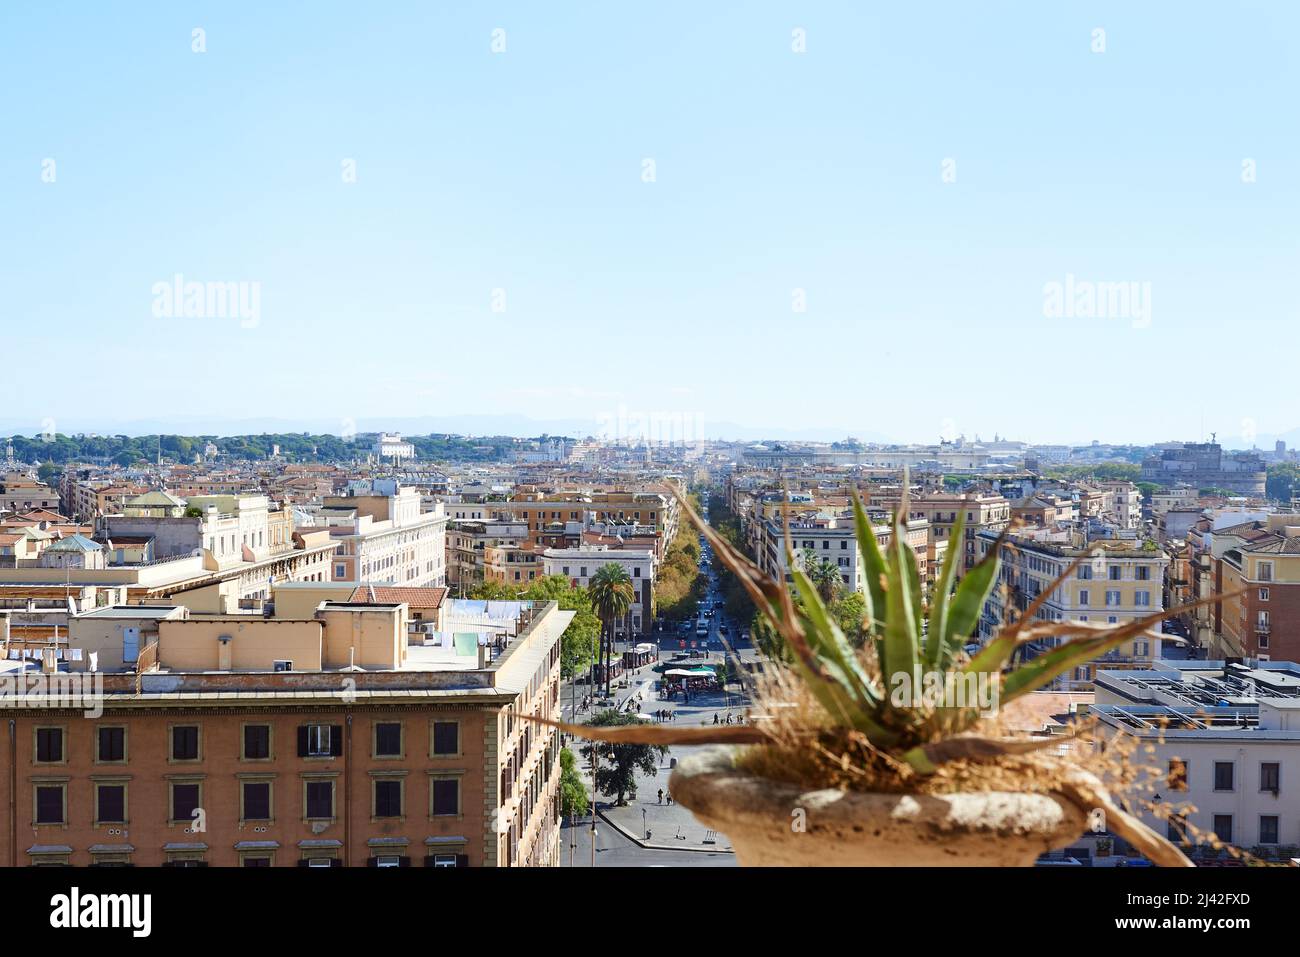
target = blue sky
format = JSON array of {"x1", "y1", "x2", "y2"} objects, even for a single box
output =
[{"x1": 2, "y1": 2, "x2": 1296, "y2": 444}]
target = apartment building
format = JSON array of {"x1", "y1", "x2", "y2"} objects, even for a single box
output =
[
  {"x1": 101, "y1": 492, "x2": 294, "y2": 571},
  {"x1": 977, "y1": 527, "x2": 1170, "y2": 684},
  {"x1": 0, "y1": 474, "x2": 61, "y2": 513},
  {"x1": 1202, "y1": 515, "x2": 1300, "y2": 661},
  {"x1": 753, "y1": 511, "x2": 930, "y2": 592},
  {"x1": 873, "y1": 490, "x2": 1011, "y2": 575},
  {"x1": 1099, "y1": 481, "x2": 1142, "y2": 530},
  {"x1": 476, "y1": 490, "x2": 679, "y2": 551},
  {"x1": 446, "y1": 520, "x2": 530, "y2": 594},
  {"x1": 542, "y1": 546, "x2": 655, "y2": 635},
  {"x1": 0, "y1": 599, "x2": 571, "y2": 867},
  {"x1": 1094, "y1": 659, "x2": 1300, "y2": 855},
  {"x1": 320, "y1": 480, "x2": 447, "y2": 587}
]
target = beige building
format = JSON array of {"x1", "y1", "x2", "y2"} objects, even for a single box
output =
[
  {"x1": 2, "y1": 599, "x2": 571, "y2": 867},
  {"x1": 319, "y1": 480, "x2": 447, "y2": 587},
  {"x1": 977, "y1": 528, "x2": 1170, "y2": 686}
]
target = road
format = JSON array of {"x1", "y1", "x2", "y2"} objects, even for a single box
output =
[
  {"x1": 556, "y1": 495, "x2": 756, "y2": 865},
  {"x1": 560, "y1": 813, "x2": 736, "y2": 867}
]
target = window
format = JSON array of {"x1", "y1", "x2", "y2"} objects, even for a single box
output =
[
  {"x1": 171, "y1": 782, "x2": 200, "y2": 823},
  {"x1": 1261, "y1": 762, "x2": 1280, "y2": 794},
  {"x1": 1214, "y1": 761, "x2": 1235, "y2": 792},
  {"x1": 1108, "y1": 566, "x2": 1122, "y2": 580},
  {"x1": 96, "y1": 784, "x2": 127, "y2": 824},
  {"x1": 299, "y1": 724, "x2": 341, "y2": 758},
  {"x1": 375, "y1": 723, "x2": 402, "y2": 758},
  {"x1": 428, "y1": 853, "x2": 459, "y2": 868},
  {"x1": 1105, "y1": 590, "x2": 1121, "y2": 607},
  {"x1": 1135, "y1": 566, "x2": 1151, "y2": 581},
  {"x1": 1135, "y1": 590, "x2": 1151, "y2": 607},
  {"x1": 374, "y1": 780, "x2": 403, "y2": 818},
  {"x1": 34, "y1": 784, "x2": 65, "y2": 825},
  {"x1": 431, "y1": 778, "x2": 460, "y2": 817},
  {"x1": 96, "y1": 726, "x2": 126, "y2": 763},
  {"x1": 1212, "y1": 814, "x2": 1233, "y2": 844},
  {"x1": 241, "y1": 854, "x2": 273, "y2": 868},
  {"x1": 1259, "y1": 815, "x2": 1280, "y2": 845},
  {"x1": 243, "y1": 724, "x2": 271, "y2": 760},
  {"x1": 1258, "y1": 561, "x2": 1273, "y2": 582},
  {"x1": 1260, "y1": 587, "x2": 1270, "y2": 602},
  {"x1": 35, "y1": 727, "x2": 64, "y2": 764},
  {"x1": 1167, "y1": 758, "x2": 1188, "y2": 791},
  {"x1": 1078, "y1": 589, "x2": 1089, "y2": 607},
  {"x1": 171, "y1": 725, "x2": 200, "y2": 761},
  {"x1": 432, "y1": 721, "x2": 459, "y2": 757},
  {"x1": 1077, "y1": 566, "x2": 1093, "y2": 580},
  {"x1": 242, "y1": 781, "x2": 272, "y2": 821},
  {"x1": 305, "y1": 780, "x2": 334, "y2": 819}
]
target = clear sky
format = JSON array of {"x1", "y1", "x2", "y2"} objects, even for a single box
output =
[{"x1": 2, "y1": 2, "x2": 1296, "y2": 445}]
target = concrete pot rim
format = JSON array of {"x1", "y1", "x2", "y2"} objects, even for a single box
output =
[{"x1": 668, "y1": 746, "x2": 1088, "y2": 865}]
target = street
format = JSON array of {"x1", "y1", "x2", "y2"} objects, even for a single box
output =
[{"x1": 560, "y1": 498, "x2": 755, "y2": 865}]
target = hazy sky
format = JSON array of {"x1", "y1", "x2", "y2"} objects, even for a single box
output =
[{"x1": 3, "y1": 2, "x2": 1296, "y2": 444}]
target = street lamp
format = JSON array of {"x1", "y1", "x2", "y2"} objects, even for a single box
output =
[{"x1": 643, "y1": 807, "x2": 648, "y2": 841}]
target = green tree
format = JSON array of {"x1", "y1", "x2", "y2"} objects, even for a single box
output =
[
  {"x1": 522, "y1": 576, "x2": 600, "y2": 679},
  {"x1": 832, "y1": 590, "x2": 869, "y2": 648},
  {"x1": 558, "y1": 747, "x2": 589, "y2": 819},
  {"x1": 466, "y1": 579, "x2": 522, "y2": 601},
  {"x1": 589, "y1": 564, "x2": 635, "y2": 697},
  {"x1": 801, "y1": 547, "x2": 844, "y2": 603},
  {"x1": 1267, "y1": 464, "x2": 1300, "y2": 503},
  {"x1": 580, "y1": 710, "x2": 666, "y2": 806},
  {"x1": 37, "y1": 461, "x2": 60, "y2": 484}
]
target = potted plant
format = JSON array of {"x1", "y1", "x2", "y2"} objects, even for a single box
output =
[{"x1": 537, "y1": 486, "x2": 1217, "y2": 867}]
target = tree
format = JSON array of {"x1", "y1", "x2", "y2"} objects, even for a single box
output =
[
  {"x1": 1267, "y1": 464, "x2": 1300, "y2": 503},
  {"x1": 801, "y1": 548, "x2": 844, "y2": 603},
  {"x1": 589, "y1": 564, "x2": 635, "y2": 698},
  {"x1": 558, "y1": 747, "x2": 589, "y2": 819},
  {"x1": 580, "y1": 710, "x2": 666, "y2": 806},
  {"x1": 37, "y1": 461, "x2": 59, "y2": 484},
  {"x1": 522, "y1": 576, "x2": 600, "y2": 679},
  {"x1": 466, "y1": 579, "x2": 521, "y2": 601},
  {"x1": 832, "y1": 590, "x2": 869, "y2": 648}
]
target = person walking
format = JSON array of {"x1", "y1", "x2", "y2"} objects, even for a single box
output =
[{"x1": 657, "y1": 788, "x2": 664, "y2": 805}]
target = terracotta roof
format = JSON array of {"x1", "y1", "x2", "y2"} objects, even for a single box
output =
[{"x1": 348, "y1": 585, "x2": 448, "y2": 609}]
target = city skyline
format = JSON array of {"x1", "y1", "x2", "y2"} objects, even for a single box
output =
[{"x1": 4, "y1": 2, "x2": 1298, "y2": 445}]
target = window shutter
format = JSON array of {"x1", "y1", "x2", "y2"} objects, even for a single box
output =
[
  {"x1": 456, "y1": 854, "x2": 469, "y2": 867},
  {"x1": 399, "y1": 856, "x2": 411, "y2": 867},
  {"x1": 423, "y1": 855, "x2": 437, "y2": 867},
  {"x1": 296, "y1": 859, "x2": 310, "y2": 867},
  {"x1": 366, "y1": 857, "x2": 378, "y2": 867},
  {"x1": 329, "y1": 858, "x2": 343, "y2": 867},
  {"x1": 297, "y1": 726, "x2": 309, "y2": 757},
  {"x1": 330, "y1": 725, "x2": 343, "y2": 756}
]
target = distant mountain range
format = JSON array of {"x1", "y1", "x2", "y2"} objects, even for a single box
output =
[{"x1": 0, "y1": 414, "x2": 895, "y2": 445}]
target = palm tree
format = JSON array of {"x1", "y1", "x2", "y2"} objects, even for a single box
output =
[
  {"x1": 589, "y1": 563, "x2": 635, "y2": 698},
  {"x1": 801, "y1": 547, "x2": 843, "y2": 603}
]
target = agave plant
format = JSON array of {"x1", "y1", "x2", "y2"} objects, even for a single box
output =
[{"x1": 532, "y1": 482, "x2": 1230, "y2": 865}]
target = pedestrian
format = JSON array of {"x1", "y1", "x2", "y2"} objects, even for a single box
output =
[
  {"x1": 657, "y1": 788, "x2": 663, "y2": 805},
  {"x1": 713, "y1": 713, "x2": 718, "y2": 725}
]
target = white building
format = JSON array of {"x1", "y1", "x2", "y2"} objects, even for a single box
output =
[
  {"x1": 1095, "y1": 659, "x2": 1300, "y2": 856},
  {"x1": 542, "y1": 546, "x2": 654, "y2": 636},
  {"x1": 374, "y1": 433, "x2": 416, "y2": 462},
  {"x1": 320, "y1": 482, "x2": 447, "y2": 586}
]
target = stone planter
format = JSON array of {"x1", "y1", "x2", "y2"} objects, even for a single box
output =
[{"x1": 669, "y1": 747, "x2": 1089, "y2": 867}]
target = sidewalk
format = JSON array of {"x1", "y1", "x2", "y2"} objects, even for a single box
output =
[{"x1": 597, "y1": 762, "x2": 734, "y2": 854}]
